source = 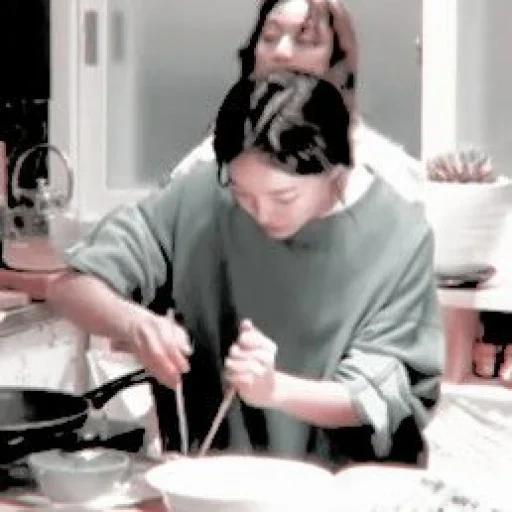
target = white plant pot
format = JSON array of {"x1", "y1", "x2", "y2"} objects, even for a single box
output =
[{"x1": 422, "y1": 177, "x2": 512, "y2": 271}]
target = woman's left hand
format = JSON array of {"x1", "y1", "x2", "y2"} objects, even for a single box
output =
[{"x1": 224, "y1": 319, "x2": 278, "y2": 408}]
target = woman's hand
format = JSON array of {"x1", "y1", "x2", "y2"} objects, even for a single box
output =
[
  {"x1": 127, "y1": 308, "x2": 193, "y2": 388},
  {"x1": 224, "y1": 319, "x2": 278, "y2": 408}
]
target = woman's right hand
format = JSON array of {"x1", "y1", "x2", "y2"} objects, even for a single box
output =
[{"x1": 127, "y1": 308, "x2": 193, "y2": 388}]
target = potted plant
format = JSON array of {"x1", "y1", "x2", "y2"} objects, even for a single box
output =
[{"x1": 422, "y1": 148, "x2": 512, "y2": 274}]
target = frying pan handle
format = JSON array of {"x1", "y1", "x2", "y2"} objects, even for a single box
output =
[{"x1": 83, "y1": 368, "x2": 155, "y2": 410}]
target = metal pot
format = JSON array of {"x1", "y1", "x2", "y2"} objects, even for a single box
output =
[{"x1": 0, "y1": 368, "x2": 153, "y2": 464}]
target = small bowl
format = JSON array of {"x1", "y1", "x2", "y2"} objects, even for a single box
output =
[{"x1": 28, "y1": 448, "x2": 130, "y2": 504}]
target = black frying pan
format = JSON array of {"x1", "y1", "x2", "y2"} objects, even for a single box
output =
[{"x1": 0, "y1": 368, "x2": 154, "y2": 464}]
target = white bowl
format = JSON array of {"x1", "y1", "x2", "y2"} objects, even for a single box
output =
[
  {"x1": 28, "y1": 448, "x2": 130, "y2": 504},
  {"x1": 145, "y1": 454, "x2": 340, "y2": 512},
  {"x1": 422, "y1": 177, "x2": 512, "y2": 269}
]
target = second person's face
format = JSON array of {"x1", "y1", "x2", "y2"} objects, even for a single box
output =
[{"x1": 253, "y1": 0, "x2": 334, "y2": 78}]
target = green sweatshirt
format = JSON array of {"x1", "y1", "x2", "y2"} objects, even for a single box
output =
[{"x1": 66, "y1": 161, "x2": 444, "y2": 466}]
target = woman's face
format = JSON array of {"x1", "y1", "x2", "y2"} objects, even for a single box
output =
[
  {"x1": 254, "y1": 0, "x2": 334, "y2": 78},
  {"x1": 229, "y1": 150, "x2": 338, "y2": 240}
]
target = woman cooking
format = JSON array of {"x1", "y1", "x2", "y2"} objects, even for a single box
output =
[{"x1": 47, "y1": 67, "x2": 444, "y2": 467}]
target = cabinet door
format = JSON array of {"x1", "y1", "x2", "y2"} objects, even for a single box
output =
[{"x1": 343, "y1": 0, "x2": 423, "y2": 158}]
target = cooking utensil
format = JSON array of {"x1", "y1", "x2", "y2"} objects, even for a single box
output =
[
  {"x1": 166, "y1": 307, "x2": 191, "y2": 456},
  {"x1": 0, "y1": 368, "x2": 153, "y2": 464},
  {"x1": 145, "y1": 454, "x2": 340, "y2": 512},
  {"x1": 197, "y1": 387, "x2": 236, "y2": 457},
  {"x1": 175, "y1": 381, "x2": 189, "y2": 456},
  {"x1": 168, "y1": 302, "x2": 236, "y2": 457}
]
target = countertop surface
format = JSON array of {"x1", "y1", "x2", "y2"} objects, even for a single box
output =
[
  {"x1": 0, "y1": 498, "x2": 167, "y2": 511},
  {"x1": 0, "y1": 268, "x2": 61, "y2": 301},
  {"x1": 0, "y1": 301, "x2": 55, "y2": 337},
  {"x1": 0, "y1": 465, "x2": 507, "y2": 511}
]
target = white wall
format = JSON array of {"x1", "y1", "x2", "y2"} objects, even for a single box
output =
[
  {"x1": 343, "y1": 0, "x2": 423, "y2": 159},
  {"x1": 49, "y1": 0, "x2": 78, "y2": 207},
  {"x1": 456, "y1": 0, "x2": 512, "y2": 179},
  {"x1": 454, "y1": 0, "x2": 486, "y2": 151},
  {"x1": 423, "y1": 0, "x2": 512, "y2": 177},
  {"x1": 125, "y1": 0, "x2": 258, "y2": 186},
  {"x1": 478, "y1": 2, "x2": 512, "y2": 178}
]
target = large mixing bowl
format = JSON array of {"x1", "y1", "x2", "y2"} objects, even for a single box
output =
[{"x1": 145, "y1": 454, "x2": 340, "y2": 512}]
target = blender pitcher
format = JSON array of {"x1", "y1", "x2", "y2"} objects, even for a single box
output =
[{"x1": 3, "y1": 143, "x2": 80, "y2": 271}]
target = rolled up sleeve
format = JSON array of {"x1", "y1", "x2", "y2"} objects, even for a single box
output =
[
  {"x1": 65, "y1": 182, "x2": 182, "y2": 306},
  {"x1": 334, "y1": 230, "x2": 444, "y2": 458}
]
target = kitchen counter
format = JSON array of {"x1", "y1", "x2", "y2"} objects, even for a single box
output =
[
  {"x1": 0, "y1": 301, "x2": 89, "y2": 393},
  {"x1": 0, "y1": 498, "x2": 167, "y2": 511},
  {"x1": 1, "y1": 462, "x2": 507, "y2": 511},
  {"x1": 0, "y1": 301, "x2": 56, "y2": 337},
  {"x1": 0, "y1": 458, "x2": 167, "y2": 511},
  {"x1": 0, "y1": 269, "x2": 61, "y2": 301}
]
